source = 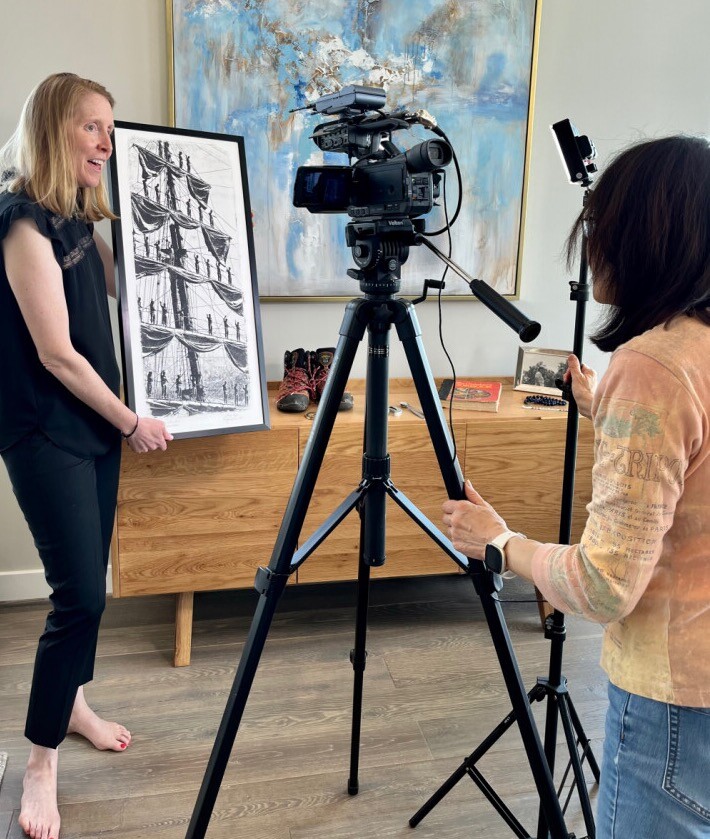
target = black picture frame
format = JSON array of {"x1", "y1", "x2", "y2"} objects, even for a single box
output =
[{"x1": 108, "y1": 121, "x2": 269, "y2": 439}]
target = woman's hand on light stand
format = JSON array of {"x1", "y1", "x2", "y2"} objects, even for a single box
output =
[{"x1": 564, "y1": 354, "x2": 597, "y2": 420}]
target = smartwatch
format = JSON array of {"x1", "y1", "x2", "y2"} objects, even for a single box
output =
[{"x1": 484, "y1": 530, "x2": 526, "y2": 576}]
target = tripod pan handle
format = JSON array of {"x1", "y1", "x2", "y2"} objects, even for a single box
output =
[{"x1": 468, "y1": 279, "x2": 540, "y2": 342}]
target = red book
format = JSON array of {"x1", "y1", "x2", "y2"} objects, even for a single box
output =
[{"x1": 438, "y1": 379, "x2": 502, "y2": 412}]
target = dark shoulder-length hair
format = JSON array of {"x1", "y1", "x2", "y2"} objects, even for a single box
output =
[{"x1": 566, "y1": 135, "x2": 710, "y2": 352}]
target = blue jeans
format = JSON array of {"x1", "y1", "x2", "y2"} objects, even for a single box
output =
[{"x1": 597, "y1": 681, "x2": 710, "y2": 838}]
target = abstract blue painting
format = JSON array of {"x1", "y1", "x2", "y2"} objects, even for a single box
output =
[{"x1": 171, "y1": 0, "x2": 539, "y2": 298}]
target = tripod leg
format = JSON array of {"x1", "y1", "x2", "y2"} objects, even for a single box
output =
[
  {"x1": 536, "y1": 611, "x2": 565, "y2": 839},
  {"x1": 393, "y1": 299, "x2": 571, "y2": 839},
  {"x1": 186, "y1": 300, "x2": 368, "y2": 839},
  {"x1": 536, "y1": 688, "x2": 561, "y2": 839},
  {"x1": 409, "y1": 763, "x2": 469, "y2": 827},
  {"x1": 391, "y1": 300, "x2": 463, "y2": 497},
  {"x1": 410, "y1": 684, "x2": 545, "y2": 828},
  {"x1": 186, "y1": 573, "x2": 288, "y2": 839},
  {"x1": 469, "y1": 576, "x2": 569, "y2": 838},
  {"x1": 348, "y1": 552, "x2": 371, "y2": 794},
  {"x1": 348, "y1": 305, "x2": 393, "y2": 794},
  {"x1": 558, "y1": 694, "x2": 596, "y2": 839},
  {"x1": 567, "y1": 694, "x2": 601, "y2": 781},
  {"x1": 269, "y1": 300, "x2": 368, "y2": 559}
]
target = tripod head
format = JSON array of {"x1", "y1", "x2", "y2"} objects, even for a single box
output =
[
  {"x1": 344, "y1": 218, "x2": 425, "y2": 296},
  {"x1": 341, "y1": 217, "x2": 541, "y2": 342}
]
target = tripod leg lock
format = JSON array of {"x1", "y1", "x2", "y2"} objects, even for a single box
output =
[
  {"x1": 537, "y1": 674, "x2": 569, "y2": 696},
  {"x1": 362, "y1": 453, "x2": 390, "y2": 480},
  {"x1": 544, "y1": 613, "x2": 568, "y2": 641},
  {"x1": 253, "y1": 566, "x2": 290, "y2": 599},
  {"x1": 350, "y1": 648, "x2": 368, "y2": 672},
  {"x1": 569, "y1": 278, "x2": 590, "y2": 302}
]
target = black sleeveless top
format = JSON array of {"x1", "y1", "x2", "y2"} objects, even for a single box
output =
[{"x1": 0, "y1": 190, "x2": 121, "y2": 456}]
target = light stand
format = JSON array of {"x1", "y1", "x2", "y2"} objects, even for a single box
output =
[
  {"x1": 535, "y1": 119, "x2": 601, "y2": 839},
  {"x1": 410, "y1": 120, "x2": 602, "y2": 839},
  {"x1": 185, "y1": 218, "x2": 577, "y2": 839}
]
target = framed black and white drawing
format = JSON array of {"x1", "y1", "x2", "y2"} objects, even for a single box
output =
[
  {"x1": 108, "y1": 121, "x2": 269, "y2": 439},
  {"x1": 514, "y1": 347, "x2": 570, "y2": 396}
]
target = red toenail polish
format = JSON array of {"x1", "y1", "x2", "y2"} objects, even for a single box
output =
[{"x1": 121, "y1": 743, "x2": 126, "y2": 748}]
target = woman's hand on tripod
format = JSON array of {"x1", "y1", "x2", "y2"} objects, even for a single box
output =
[
  {"x1": 564, "y1": 354, "x2": 597, "y2": 420},
  {"x1": 442, "y1": 481, "x2": 509, "y2": 560},
  {"x1": 443, "y1": 481, "x2": 539, "y2": 580}
]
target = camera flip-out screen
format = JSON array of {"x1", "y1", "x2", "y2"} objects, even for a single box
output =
[{"x1": 293, "y1": 166, "x2": 352, "y2": 212}]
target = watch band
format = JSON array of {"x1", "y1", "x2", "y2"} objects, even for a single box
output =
[{"x1": 489, "y1": 529, "x2": 526, "y2": 576}]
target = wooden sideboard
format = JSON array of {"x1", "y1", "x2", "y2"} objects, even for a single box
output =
[{"x1": 111, "y1": 379, "x2": 594, "y2": 665}]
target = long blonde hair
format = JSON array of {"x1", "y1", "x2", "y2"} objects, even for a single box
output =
[{"x1": 0, "y1": 72, "x2": 116, "y2": 222}]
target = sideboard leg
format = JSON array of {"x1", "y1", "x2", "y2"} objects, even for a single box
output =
[{"x1": 174, "y1": 591, "x2": 194, "y2": 667}]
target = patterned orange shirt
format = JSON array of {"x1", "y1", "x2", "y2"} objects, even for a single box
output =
[{"x1": 531, "y1": 316, "x2": 710, "y2": 706}]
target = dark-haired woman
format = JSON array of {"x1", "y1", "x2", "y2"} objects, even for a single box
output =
[
  {"x1": 443, "y1": 135, "x2": 710, "y2": 838},
  {"x1": 0, "y1": 73, "x2": 172, "y2": 839}
]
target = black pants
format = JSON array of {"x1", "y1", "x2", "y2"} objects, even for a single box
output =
[{"x1": 2, "y1": 431, "x2": 121, "y2": 748}]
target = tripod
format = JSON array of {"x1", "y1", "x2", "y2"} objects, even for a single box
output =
[
  {"x1": 409, "y1": 199, "x2": 600, "y2": 839},
  {"x1": 186, "y1": 224, "x2": 575, "y2": 839}
]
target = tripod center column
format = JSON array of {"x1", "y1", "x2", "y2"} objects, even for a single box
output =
[{"x1": 360, "y1": 304, "x2": 394, "y2": 567}]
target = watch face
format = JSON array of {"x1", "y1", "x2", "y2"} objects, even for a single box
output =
[{"x1": 485, "y1": 543, "x2": 505, "y2": 575}]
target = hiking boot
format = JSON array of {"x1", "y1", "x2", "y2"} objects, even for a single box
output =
[
  {"x1": 310, "y1": 347, "x2": 354, "y2": 411},
  {"x1": 276, "y1": 348, "x2": 311, "y2": 412}
]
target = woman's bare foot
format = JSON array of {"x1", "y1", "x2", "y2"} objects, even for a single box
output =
[
  {"x1": 19, "y1": 745, "x2": 60, "y2": 839},
  {"x1": 67, "y1": 686, "x2": 131, "y2": 751}
]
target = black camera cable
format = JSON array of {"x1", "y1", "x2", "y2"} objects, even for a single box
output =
[
  {"x1": 423, "y1": 126, "x2": 463, "y2": 237},
  {"x1": 432, "y1": 164, "x2": 538, "y2": 606},
  {"x1": 433, "y1": 170, "x2": 458, "y2": 460}
]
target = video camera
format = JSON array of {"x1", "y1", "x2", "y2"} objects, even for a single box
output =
[{"x1": 292, "y1": 85, "x2": 453, "y2": 222}]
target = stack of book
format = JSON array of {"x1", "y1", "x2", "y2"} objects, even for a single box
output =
[{"x1": 437, "y1": 379, "x2": 502, "y2": 412}]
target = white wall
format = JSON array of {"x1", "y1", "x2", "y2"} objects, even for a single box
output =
[
  {"x1": 1, "y1": 0, "x2": 708, "y2": 600},
  {"x1": 0, "y1": 0, "x2": 169, "y2": 599}
]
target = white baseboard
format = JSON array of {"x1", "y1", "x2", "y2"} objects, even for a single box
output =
[{"x1": 0, "y1": 566, "x2": 113, "y2": 603}]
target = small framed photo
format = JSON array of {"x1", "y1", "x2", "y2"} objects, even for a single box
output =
[
  {"x1": 108, "y1": 121, "x2": 269, "y2": 440},
  {"x1": 514, "y1": 347, "x2": 570, "y2": 395}
]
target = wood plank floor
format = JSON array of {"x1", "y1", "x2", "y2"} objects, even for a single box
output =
[{"x1": 0, "y1": 575, "x2": 607, "y2": 839}]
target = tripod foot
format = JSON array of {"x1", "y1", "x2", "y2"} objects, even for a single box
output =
[{"x1": 348, "y1": 779, "x2": 359, "y2": 796}]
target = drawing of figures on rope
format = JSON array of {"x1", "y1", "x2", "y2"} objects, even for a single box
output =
[{"x1": 109, "y1": 123, "x2": 268, "y2": 439}]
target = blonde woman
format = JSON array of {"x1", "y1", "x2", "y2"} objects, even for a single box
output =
[{"x1": 0, "y1": 73, "x2": 172, "y2": 839}]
